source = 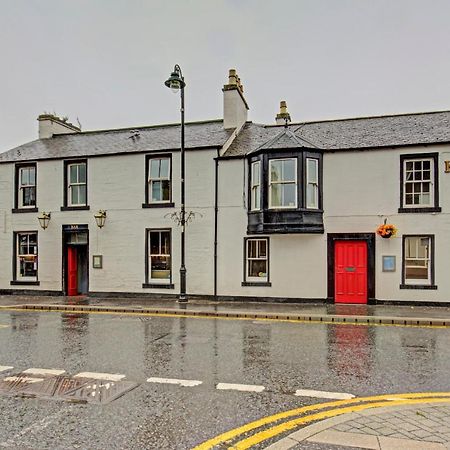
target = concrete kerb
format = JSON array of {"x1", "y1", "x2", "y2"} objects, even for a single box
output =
[
  {"x1": 3, "y1": 303, "x2": 450, "y2": 327},
  {"x1": 264, "y1": 401, "x2": 450, "y2": 450}
]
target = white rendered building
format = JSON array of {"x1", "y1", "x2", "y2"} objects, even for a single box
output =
[{"x1": 1, "y1": 70, "x2": 450, "y2": 305}]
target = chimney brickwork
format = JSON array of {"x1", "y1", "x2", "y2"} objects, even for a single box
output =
[
  {"x1": 223, "y1": 69, "x2": 249, "y2": 130},
  {"x1": 38, "y1": 114, "x2": 81, "y2": 139}
]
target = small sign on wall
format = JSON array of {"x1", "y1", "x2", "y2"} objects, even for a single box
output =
[
  {"x1": 445, "y1": 161, "x2": 450, "y2": 173},
  {"x1": 382, "y1": 255, "x2": 396, "y2": 272},
  {"x1": 92, "y1": 255, "x2": 103, "y2": 269}
]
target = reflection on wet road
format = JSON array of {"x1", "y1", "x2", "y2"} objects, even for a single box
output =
[{"x1": 0, "y1": 310, "x2": 449, "y2": 449}]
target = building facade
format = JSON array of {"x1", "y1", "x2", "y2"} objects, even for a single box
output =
[{"x1": 1, "y1": 70, "x2": 450, "y2": 304}]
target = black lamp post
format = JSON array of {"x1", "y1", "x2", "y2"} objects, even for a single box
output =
[{"x1": 165, "y1": 65, "x2": 187, "y2": 303}]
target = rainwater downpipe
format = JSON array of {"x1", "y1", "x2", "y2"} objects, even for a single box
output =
[{"x1": 213, "y1": 150, "x2": 219, "y2": 299}]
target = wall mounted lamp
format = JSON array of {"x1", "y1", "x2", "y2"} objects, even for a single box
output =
[
  {"x1": 94, "y1": 210, "x2": 107, "y2": 228},
  {"x1": 37, "y1": 212, "x2": 51, "y2": 230}
]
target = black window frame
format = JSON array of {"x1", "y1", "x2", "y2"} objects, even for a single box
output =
[
  {"x1": 61, "y1": 159, "x2": 90, "y2": 211},
  {"x1": 242, "y1": 236, "x2": 271, "y2": 287},
  {"x1": 12, "y1": 162, "x2": 38, "y2": 213},
  {"x1": 142, "y1": 154, "x2": 175, "y2": 208},
  {"x1": 398, "y1": 153, "x2": 441, "y2": 213},
  {"x1": 400, "y1": 234, "x2": 437, "y2": 290},
  {"x1": 143, "y1": 228, "x2": 174, "y2": 289},
  {"x1": 11, "y1": 230, "x2": 40, "y2": 286},
  {"x1": 247, "y1": 149, "x2": 324, "y2": 234}
]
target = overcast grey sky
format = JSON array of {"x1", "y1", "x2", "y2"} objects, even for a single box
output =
[{"x1": 1, "y1": 0, "x2": 450, "y2": 152}]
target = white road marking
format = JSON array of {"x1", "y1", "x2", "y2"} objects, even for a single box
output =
[
  {"x1": 74, "y1": 372, "x2": 125, "y2": 381},
  {"x1": 0, "y1": 366, "x2": 13, "y2": 373},
  {"x1": 4, "y1": 376, "x2": 44, "y2": 383},
  {"x1": 216, "y1": 383, "x2": 265, "y2": 393},
  {"x1": 294, "y1": 389, "x2": 355, "y2": 400},
  {"x1": 147, "y1": 377, "x2": 203, "y2": 387},
  {"x1": 22, "y1": 368, "x2": 65, "y2": 376}
]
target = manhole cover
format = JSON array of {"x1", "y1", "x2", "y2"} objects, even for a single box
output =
[
  {"x1": 22, "y1": 375, "x2": 90, "y2": 399},
  {"x1": 0, "y1": 374, "x2": 45, "y2": 395},
  {"x1": 63, "y1": 380, "x2": 138, "y2": 404}
]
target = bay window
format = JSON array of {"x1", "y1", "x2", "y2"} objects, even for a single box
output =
[{"x1": 269, "y1": 158, "x2": 297, "y2": 208}]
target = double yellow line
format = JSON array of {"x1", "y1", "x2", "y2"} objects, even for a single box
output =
[{"x1": 193, "y1": 392, "x2": 450, "y2": 449}]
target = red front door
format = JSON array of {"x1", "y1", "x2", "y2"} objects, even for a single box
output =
[
  {"x1": 67, "y1": 246, "x2": 78, "y2": 296},
  {"x1": 335, "y1": 241, "x2": 368, "y2": 304}
]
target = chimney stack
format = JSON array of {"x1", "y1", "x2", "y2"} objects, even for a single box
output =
[
  {"x1": 223, "y1": 69, "x2": 249, "y2": 130},
  {"x1": 275, "y1": 101, "x2": 291, "y2": 125},
  {"x1": 38, "y1": 114, "x2": 81, "y2": 139}
]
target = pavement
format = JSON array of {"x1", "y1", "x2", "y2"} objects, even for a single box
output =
[
  {"x1": 265, "y1": 401, "x2": 450, "y2": 449},
  {"x1": 2, "y1": 294, "x2": 450, "y2": 449}
]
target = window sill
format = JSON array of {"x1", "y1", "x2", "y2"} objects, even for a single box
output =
[
  {"x1": 142, "y1": 202, "x2": 175, "y2": 209},
  {"x1": 399, "y1": 284, "x2": 437, "y2": 290},
  {"x1": 142, "y1": 283, "x2": 174, "y2": 289},
  {"x1": 398, "y1": 207, "x2": 441, "y2": 214},
  {"x1": 61, "y1": 206, "x2": 90, "y2": 211},
  {"x1": 12, "y1": 208, "x2": 38, "y2": 214},
  {"x1": 241, "y1": 281, "x2": 272, "y2": 287},
  {"x1": 10, "y1": 280, "x2": 40, "y2": 286}
]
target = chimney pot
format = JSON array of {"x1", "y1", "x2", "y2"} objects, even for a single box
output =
[{"x1": 276, "y1": 100, "x2": 291, "y2": 125}]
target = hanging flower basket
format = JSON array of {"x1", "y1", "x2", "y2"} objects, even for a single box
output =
[{"x1": 376, "y1": 223, "x2": 397, "y2": 239}]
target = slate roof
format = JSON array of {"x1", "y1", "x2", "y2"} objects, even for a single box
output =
[
  {"x1": 0, "y1": 120, "x2": 233, "y2": 163},
  {"x1": 249, "y1": 128, "x2": 318, "y2": 154},
  {"x1": 2, "y1": 111, "x2": 450, "y2": 163},
  {"x1": 223, "y1": 111, "x2": 450, "y2": 157}
]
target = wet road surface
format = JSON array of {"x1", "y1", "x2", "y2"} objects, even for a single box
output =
[{"x1": 0, "y1": 310, "x2": 449, "y2": 449}]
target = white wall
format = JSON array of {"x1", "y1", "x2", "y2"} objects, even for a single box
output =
[
  {"x1": 0, "y1": 148, "x2": 217, "y2": 296},
  {"x1": 217, "y1": 144, "x2": 450, "y2": 303}
]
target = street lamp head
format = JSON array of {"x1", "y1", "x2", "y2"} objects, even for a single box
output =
[{"x1": 165, "y1": 65, "x2": 185, "y2": 93}]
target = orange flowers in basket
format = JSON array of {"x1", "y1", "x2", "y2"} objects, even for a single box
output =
[{"x1": 376, "y1": 223, "x2": 397, "y2": 238}]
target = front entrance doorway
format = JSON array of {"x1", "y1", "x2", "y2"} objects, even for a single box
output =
[
  {"x1": 334, "y1": 241, "x2": 367, "y2": 304},
  {"x1": 63, "y1": 225, "x2": 89, "y2": 296},
  {"x1": 327, "y1": 233, "x2": 375, "y2": 305}
]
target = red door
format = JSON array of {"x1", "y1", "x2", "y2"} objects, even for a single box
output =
[
  {"x1": 335, "y1": 241, "x2": 367, "y2": 304},
  {"x1": 67, "y1": 246, "x2": 78, "y2": 296}
]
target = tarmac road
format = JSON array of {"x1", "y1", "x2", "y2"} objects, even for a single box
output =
[{"x1": 0, "y1": 309, "x2": 449, "y2": 449}]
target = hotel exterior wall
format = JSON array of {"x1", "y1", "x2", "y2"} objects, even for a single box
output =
[
  {"x1": 217, "y1": 144, "x2": 450, "y2": 303},
  {"x1": 0, "y1": 148, "x2": 217, "y2": 296},
  {"x1": 324, "y1": 145, "x2": 450, "y2": 303}
]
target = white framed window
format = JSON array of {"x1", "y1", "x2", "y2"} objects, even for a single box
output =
[
  {"x1": 67, "y1": 162, "x2": 87, "y2": 206},
  {"x1": 148, "y1": 157, "x2": 171, "y2": 203},
  {"x1": 306, "y1": 158, "x2": 319, "y2": 209},
  {"x1": 245, "y1": 238, "x2": 268, "y2": 282},
  {"x1": 18, "y1": 165, "x2": 36, "y2": 208},
  {"x1": 148, "y1": 229, "x2": 171, "y2": 283},
  {"x1": 403, "y1": 158, "x2": 433, "y2": 207},
  {"x1": 16, "y1": 232, "x2": 38, "y2": 281},
  {"x1": 250, "y1": 161, "x2": 261, "y2": 210},
  {"x1": 269, "y1": 158, "x2": 297, "y2": 208},
  {"x1": 403, "y1": 236, "x2": 432, "y2": 285}
]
